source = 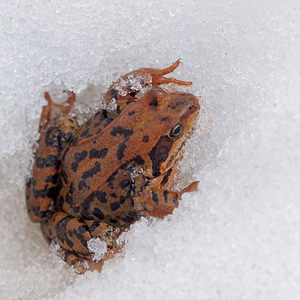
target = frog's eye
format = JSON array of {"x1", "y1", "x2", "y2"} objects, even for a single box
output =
[{"x1": 168, "y1": 122, "x2": 183, "y2": 139}]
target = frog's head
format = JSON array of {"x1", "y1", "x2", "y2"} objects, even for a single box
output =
[{"x1": 138, "y1": 87, "x2": 200, "y2": 177}]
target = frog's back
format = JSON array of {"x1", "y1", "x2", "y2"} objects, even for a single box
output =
[{"x1": 58, "y1": 108, "x2": 149, "y2": 227}]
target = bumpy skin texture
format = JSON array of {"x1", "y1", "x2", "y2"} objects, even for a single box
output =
[{"x1": 26, "y1": 60, "x2": 200, "y2": 273}]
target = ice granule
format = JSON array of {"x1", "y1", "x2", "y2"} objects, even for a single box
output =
[
  {"x1": 87, "y1": 238, "x2": 107, "y2": 262},
  {"x1": 114, "y1": 73, "x2": 152, "y2": 97}
]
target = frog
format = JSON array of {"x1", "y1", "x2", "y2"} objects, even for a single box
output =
[{"x1": 25, "y1": 60, "x2": 200, "y2": 274}]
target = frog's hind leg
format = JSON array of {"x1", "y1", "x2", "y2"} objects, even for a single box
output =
[
  {"x1": 26, "y1": 91, "x2": 79, "y2": 223},
  {"x1": 40, "y1": 212, "x2": 121, "y2": 273}
]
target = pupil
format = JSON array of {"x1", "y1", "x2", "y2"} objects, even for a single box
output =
[{"x1": 173, "y1": 125, "x2": 181, "y2": 135}]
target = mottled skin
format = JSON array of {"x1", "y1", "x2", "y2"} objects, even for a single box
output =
[{"x1": 26, "y1": 60, "x2": 200, "y2": 273}]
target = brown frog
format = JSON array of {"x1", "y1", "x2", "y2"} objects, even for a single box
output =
[{"x1": 26, "y1": 60, "x2": 200, "y2": 273}]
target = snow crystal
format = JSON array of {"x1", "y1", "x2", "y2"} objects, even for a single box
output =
[
  {"x1": 87, "y1": 238, "x2": 107, "y2": 262},
  {"x1": 1, "y1": 0, "x2": 300, "y2": 300}
]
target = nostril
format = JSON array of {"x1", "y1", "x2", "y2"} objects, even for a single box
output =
[{"x1": 187, "y1": 105, "x2": 197, "y2": 113}]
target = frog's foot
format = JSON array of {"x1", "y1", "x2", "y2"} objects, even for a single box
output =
[
  {"x1": 40, "y1": 90, "x2": 76, "y2": 131},
  {"x1": 151, "y1": 60, "x2": 193, "y2": 87}
]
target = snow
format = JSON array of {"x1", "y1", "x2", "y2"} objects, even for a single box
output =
[
  {"x1": 0, "y1": 0, "x2": 300, "y2": 299},
  {"x1": 87, "y1": 238, "x2": 107, "y2": 262}
]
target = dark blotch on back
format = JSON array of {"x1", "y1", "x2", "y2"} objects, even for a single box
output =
[
  {"x1": 110, "y1": 202, "x2": 120, "y2": 211},
  {"x1": 89, "y1": 148, "x2": 108, "y2": 159},
  {"x1": 95, "y1": 191, "x2": 107, "y2": 203},
  {"x1": 81, "y1": 210, "x2": 93, "y2": 220},
  {"x1": 119, "y1": 196, "x2": 126, "y2": 204},
  {"x1": 45, "y1": 173, "x2": 59, "y2": 184},
  {"x1": 35, "y1": 155, "x2": 59, "y2": 169},
  {"x1": 78, "y1": 180, "x2": 88, "y2": 191},
  {"x1": 71, "y1": 150, "x2": 88, "y2": 172},
  {"x1": 149, "y1": 97, "x2": 158, "y2": 107},
  {"x1": 80, "y1": 129, "x2": 89, "y2": 137},
  {"x1": 82, "y1": 193, "x2": 95, "y2": 210},
  {"x1": 119, "y1": 179, "x2": 131, "y2": 190},
  {"x1": 82, "y1": 162, "x2": 101, "y2": 180},
  {"x1": 128, "y1": 111, "x2": 135, "y2": 116},
  {"x1": 107, "y1": 170, "x2": 118, "y2": 187},
  {"x1": 93, "y1": 208, "x2": 104, "y2": 220},
  {"x1": 110, "y1": 126, "x2": 133, "y2": 138},
  {"x1": 82, "y1": 191, "x2": 107, "y2": 211},
  {"x1": 117, "y1": 143, "x2": 126, "y2": 160},
  {"x1": 110, "y1": 126, "x2": 133, "y2": 160}
]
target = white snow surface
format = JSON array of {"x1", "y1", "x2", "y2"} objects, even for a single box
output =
[
  {"x1": 1, "y1": 1, "x2": 300, "y2": 299},
  {"x1": 87, "y1": 238, "x2": 107, "y2": 262}
]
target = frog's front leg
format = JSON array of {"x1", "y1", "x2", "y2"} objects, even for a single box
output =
[
  {"x1": 134, "y1": 180, "x2": 199, "y2": 218},
  {"x1": 41, "y1": 212, "x2": 122, "y2": 273},
  {"x1": 26, "y1": 91, "x2": 78, "y2": 222},
  {"x1": 104, "y1": 60, "x2": 192, "y2": 113}
]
